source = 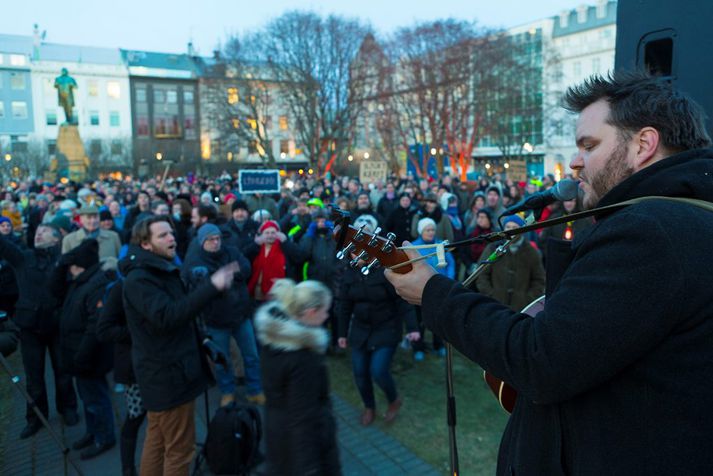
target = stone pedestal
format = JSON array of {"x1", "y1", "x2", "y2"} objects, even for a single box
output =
[{"x1": 56, "y1": 125, "x2": 89, "y2": 182}]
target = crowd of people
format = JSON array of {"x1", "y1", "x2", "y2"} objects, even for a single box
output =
[{"x1": 0, "y1": 155, "x2": 584, "y2": 475}]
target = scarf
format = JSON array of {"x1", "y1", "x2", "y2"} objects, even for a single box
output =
[{"x1": 248, "y1": 241, "x2": 286, "y2": 297}]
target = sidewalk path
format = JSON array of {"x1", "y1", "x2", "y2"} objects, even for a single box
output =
[{"x1": 1, "y1": 359, "x2": 441, "y2": 475}]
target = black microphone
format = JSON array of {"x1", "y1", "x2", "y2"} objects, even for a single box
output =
[{"x1": 502, "y1": 179, "x2": 578, "y2": 216}]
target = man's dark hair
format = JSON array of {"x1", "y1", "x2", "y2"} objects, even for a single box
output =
[
  {"x1": 197, "y1": 204, "x2": 218, "y2": 222},
  {"x1": 131, "y1": 216, "x2": 173, "y2": 245},
  {"x1": 563, "y1": 71, "x2": 712, "y2": 152}
]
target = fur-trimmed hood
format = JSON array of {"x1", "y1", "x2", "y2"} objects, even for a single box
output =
[{"x1": 255, "y1": 301, "x2": 329, "y2": 353}]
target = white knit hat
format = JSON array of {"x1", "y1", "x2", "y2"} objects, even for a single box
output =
[{"x1": 417, "y1": 217, "x2": 437, "y2": 235}]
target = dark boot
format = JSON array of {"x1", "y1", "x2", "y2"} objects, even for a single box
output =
[
  {"x1": 72, "y1": 434, "x2": 94, "y2": 450},
  {"x1": 80, "y1": 440, "x2": 115, "y2": 460},
  {"x1": 19, "y1": 420, "x2": 42, "y2": 439}
]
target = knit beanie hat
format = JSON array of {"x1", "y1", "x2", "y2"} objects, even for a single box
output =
[
  {"x1": 258, "y1": 220, "x2": 280, "y2": 234},
  {"x1": 502, "y1": 215, "x2": 526, "y2": 228},
  {"x1": 0, "y1": 216, "x2": 11, "y2": 228},
  {"x1": 198, "y1": 224, "x2": 221, "y2": 246},
  {"x1": 66, "y1": 239, "x2": 99, "y2": 269},
  {"x1": 231, "y1": 199, "x2": 249, "y2": 212},
  {"x1": 99, "y1": 210, "x2": 113, "y2": 222},
  {"x1": 49, "y1": 215, "x2": 73, "y2": 234},
  {"x1": 417, "y1": 217, "x2": 437, "y2": 235}
]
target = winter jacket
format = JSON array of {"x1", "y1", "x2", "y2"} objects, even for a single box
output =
[
  {"x1": 0, "y1": 232, "x2": 22, "y2": 299},
  {"x1": 298, "y1": 225, "x2": 337, "y2": 285},
  {"x1": 255, "y1": 301, "x2": 341, "y2": 476},
  {"x1": 385, "y1": 206, "x2": 417, "y2": 248},
  {"x1": 336, "y1": 267, "x2": 417, "y2": 350},
  {"x1": 475, "y1": 239, "x2": 546, "y2": 312},
  {"x1": 0, "y1": 236, "x2": 62, "y2": 334},
  {"x1": 51, "y1": 263, "x2": 115, "y2": 377},
  {"x1": 421, "y1": 150, "x2": 713, "y2": 475},
  {"x1": 181, "y1": 245, "x2": 252, "y2": 329},
  {"x1": 120, "y1": 246, "x2": 219, "y2": 412},
  {"x1": 412, "y1": 237, "x2": 455, "y2": 279},
  {"x1": 96, "y1": 279, "x2": 134, "y2": 384},
  {"x1": 62, "y1": 228, "x2": 121, "y2": 266},
  {"x1": 377, "y1": 194, "x2": 399, "y2": 220},
  {"x1": 221, "y1": 218, "x2": 260, "y2": 257},
  {"x1": 0, "y1": 318, "x2": 19, "y2": 357}
]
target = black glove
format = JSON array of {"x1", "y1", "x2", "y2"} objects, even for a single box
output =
[{"x1": 202, "y1": 338, "x2": 228, "y2": 367}]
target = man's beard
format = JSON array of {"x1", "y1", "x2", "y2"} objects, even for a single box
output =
[{"x1": 582, "y1": 139, "x2": 635, "y2": 210}]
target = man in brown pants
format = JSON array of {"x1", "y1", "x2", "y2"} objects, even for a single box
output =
[{"x1": 121, "y1": 216, "x2": 237, "y2": 475}]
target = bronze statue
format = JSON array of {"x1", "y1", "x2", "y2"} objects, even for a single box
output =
[{"x1": 54, "y1": 68, "x2": 78, "y2": 124}]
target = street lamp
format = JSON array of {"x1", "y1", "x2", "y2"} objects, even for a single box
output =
[
  {"x1": 523, "y1": 142, "x2": 534, "y2": 153},
  {"x1": 348, "y1": 155, "x2": 354, "y2": 162},
  {"x1": 363, "y1": 152, "x2": 369, "y2": 159},
  {"x1": 156, "y1": 152, "x2": 163, "y2": 161},
  {"x1": 4, "y1": 154, "x2": 10, "y2": 162}
]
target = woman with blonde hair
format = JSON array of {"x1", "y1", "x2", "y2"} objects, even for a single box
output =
[{"x1": 255, "y1": 278, "x2": 341, "y2": 475}]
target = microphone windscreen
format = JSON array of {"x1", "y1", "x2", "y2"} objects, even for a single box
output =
[{"x1": 553, "y1": 179, "x2": 578, "y2": 201}]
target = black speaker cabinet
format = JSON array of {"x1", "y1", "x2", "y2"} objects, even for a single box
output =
[{"x1": 615, "y1": 0, "x2": 713, "y2": 135}]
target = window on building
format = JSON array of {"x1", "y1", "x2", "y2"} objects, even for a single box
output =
[
  {"x1": 107, "y1": 81, "x2": 121, "y2": 99},
  {"x1": 11, "y1": 101, "x2": 27, "y2": 119},
  {"x1": 47, "y1": 140, "x2": 56, "y2": 155},
  {"x1": 248, "y1": 140, "x2": 258, "y2": 154},
  {"x1": 154, "y1": 89, "x2": 165, "y2": 103},
  {"x1": 90, "y1": 140, "x2": 102, "y2": 156},
  {"x1": 10, "y1": 55, "x2": 26, "y2": 66},
  {"x1": 0, "y1": 54, "x2": 3, "y2": 65},
  {"x1": 247, "y1": 117, "x2": 257, "y2": 130},
  {"x1": 231, "y1": 117, "x2": 240, "y2": 129},
  {"x1": 11, "y1": 137, "x2": 28, "y2": 153},
  {"x1": 46, "y1": 111, "x2": 57, "y2": 125},
  {"x1": 184, "y1": 90, "x2": 194, "y2": 104},
  {"x1": 111, "y1": 140, "x2": 123, "y2": 155},
  {"x1": 88, "y1": 80, "x2": 99, "y2": 97},
  {"x1": 136, "y1": 87, "x2": 147, "y2": 102},
  {"x1": 592, "y1": 57, "x2": 601, "y2": 74},
  {"x1": 10, "y1": 72, "x2": 25, "y2": 90},
  {"x1": 109, "y1": 111, "x2": 120, "y2": 127},
  {"x1": 167, "y1": 90, "x2": 178, "y2": 104},
  {"x1": 90, "y1": 111, "x2": 100, "y2": 126},
  {"x1": 265, "y1": 115, "x2": 272, "y2": 130},
  {"x1": 573, "y1": 61, "x2": 582, "y2": 77},
  {"x1": 227, "y1": 87, "x2": 239, "y2": 105},
  {"x1": 184, "y1": 113, "x2": 196, "y2": 139},
  {"x1": 137, "y1": 115, "x2": 150, "y2": 136},
  {"x1": 0, "y1": 102, "x2": 4, "y2": 118},
  {"x1": 280, "y1": 140, "x2": 289, "y2": 155},
  {"x1": 279, "y1": 115, "x2": 288, "y2": 130}
]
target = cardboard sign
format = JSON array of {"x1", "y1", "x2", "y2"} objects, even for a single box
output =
[
  {"x1": 359, "y1": 161, "x2": 388, "y2": 184},
  {"x1": 239, "y1": 170, "x2": 281, "y2": 194},
  {"x1": 507, "y1": 160, "x2": 528, "y2": 182}
]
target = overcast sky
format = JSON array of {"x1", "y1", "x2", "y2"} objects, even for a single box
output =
[{"x1": 3, "y1": 0, "x2": 591, "y2": 54}]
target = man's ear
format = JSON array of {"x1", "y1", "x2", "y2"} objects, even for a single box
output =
[
  {"x1": 634, "y1": 127, "x2": 661, "y2": 170},
  {"x1": 140, "y1": 241, "x2": 152, "y2": 251}
]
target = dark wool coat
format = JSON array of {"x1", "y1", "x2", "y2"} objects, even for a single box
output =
[
  {"x1": 336, "y1": 267, "x2": 417, "y2": 350},
  {"x1": 96, "y1": 279, "x2": 134, "y2": 384},
  {"x1": 476, "y1": 240, "x2": 546, "y2": 311},
  {"x1": 255, "y1": 302, "x2": 341, "y2": 476},
  {"x1": 385, "y1": 205, "x2": 417, "y2": 248},
  {"x1": 221, "y1": 218, "x2": 260, "y2": 257},
  {"x1": 120, "y1": 247, "x2": 219, "y2": 412},
  {"x1": 181, "y1": 244, "x2": 252, "y2": 329},
  {"x1": 0, "y1": 236, "x2": 62, "y2": 334},
  {"x1": 52, "y1": 263, "x2": 115, "y2": 377},
  {"x1": 298, "y1": 231, "x2": 337, "y2": 286},
  {"x1": 421, "y1": 150, "x2": 713, "y2": 475}
]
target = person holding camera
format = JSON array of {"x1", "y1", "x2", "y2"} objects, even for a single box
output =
[{"x1": 121, "y1": 216, "x2": 238, "y2": 476}]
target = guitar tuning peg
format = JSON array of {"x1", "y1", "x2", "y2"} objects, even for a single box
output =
[
  {"x1": 349, "y1": 250, "x2": 369, "y2": 268},
  {"x1": 367, "y1": 227, "x2": 382, "y2": 247},
  {"x1": 336, "y1": 242, "x2": 356, "y2": 260},
  {"x1": 352, "y1": 224, "x2": 367, "y2": 242},
  {"x1": 381, "y1": 232, "x2": 397, "y2": 254},
  {"x1": 360, "y1": 258, "x2": 381, "y2": 276}
]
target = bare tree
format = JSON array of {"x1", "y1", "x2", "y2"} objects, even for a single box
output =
[{"x1": 255, "y1": 11, "x2": 372, "y2": 173}]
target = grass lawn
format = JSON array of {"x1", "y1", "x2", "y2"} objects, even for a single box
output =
[{"x1": 327, "y1": 344, "x2": 509, "y2": 475}]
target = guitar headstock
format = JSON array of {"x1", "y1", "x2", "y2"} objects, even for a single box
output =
[{"x1": 331, "y1": 219, "x2": 413, "y2": 275}]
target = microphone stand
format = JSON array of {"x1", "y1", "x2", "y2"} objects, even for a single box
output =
[{"x1": 444, "y1": 237, "x2": 515, "y2": 476}]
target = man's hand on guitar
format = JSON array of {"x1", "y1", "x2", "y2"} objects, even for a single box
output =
[{"x1": 384, "y1": 241, "x2": 436, "y2": 306}]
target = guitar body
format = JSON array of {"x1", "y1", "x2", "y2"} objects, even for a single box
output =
[{"x1": 483, "y1": 296, "x2": 546, "y2": 413}]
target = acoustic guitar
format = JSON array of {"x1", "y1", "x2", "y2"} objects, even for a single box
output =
[
  {"x1": 330, "y1": 210, "x2": 540, "y2": 414},
  {"x1": 483, "y1": 296, "x2": 545, "y2": 413}
]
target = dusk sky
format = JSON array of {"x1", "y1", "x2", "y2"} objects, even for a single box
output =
[{"x1": 3, "y1": 0, "x2": 591, "y2": 54}]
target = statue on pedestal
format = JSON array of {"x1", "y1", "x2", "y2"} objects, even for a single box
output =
[{"x1": 54, "y1": 68, "x2": 78, "y2": 124}]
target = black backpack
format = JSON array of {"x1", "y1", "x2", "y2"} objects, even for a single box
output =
[{"x1": 198, "y1": 402, "x2": 262, "y2": 475}]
